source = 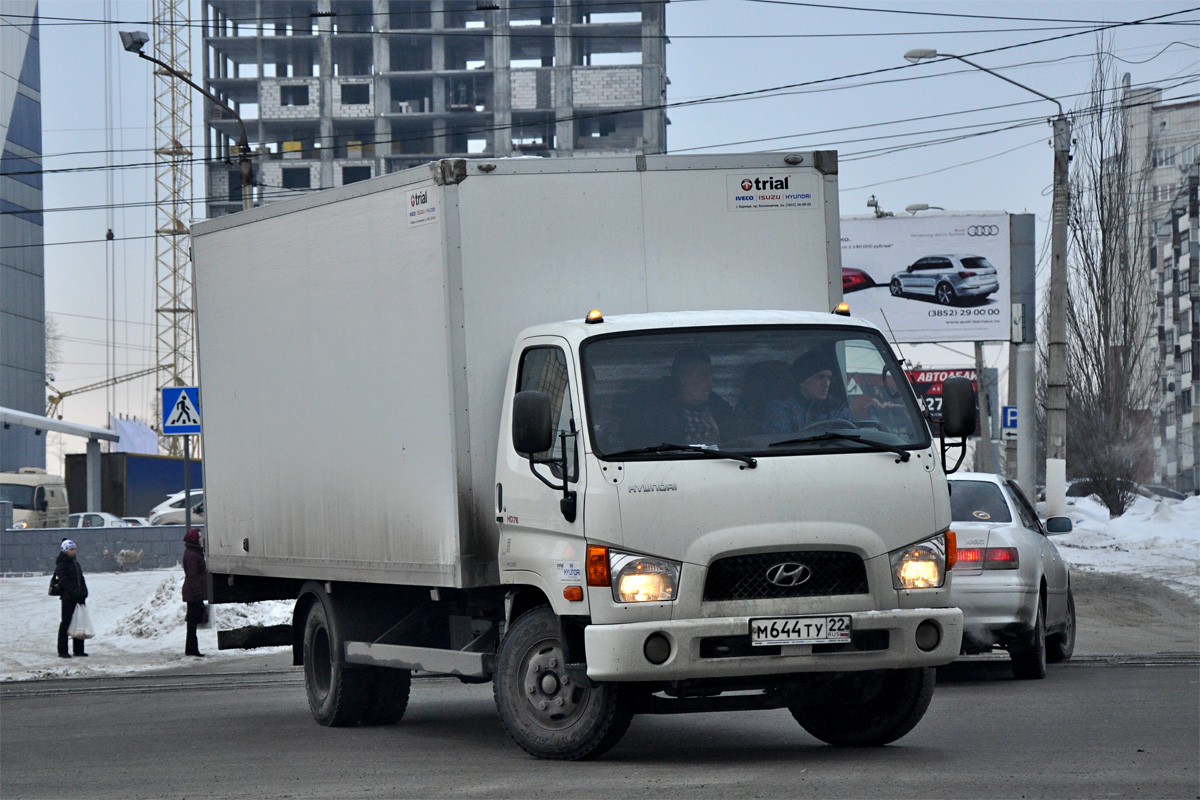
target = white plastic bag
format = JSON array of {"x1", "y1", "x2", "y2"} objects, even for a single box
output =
[{"x1": 67, "y1": 604, "x2": 95, "y2": 640}]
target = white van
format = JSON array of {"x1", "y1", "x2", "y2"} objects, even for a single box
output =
[{"x1": 1, "y1": 468, "x2": 70, "y2": 529}]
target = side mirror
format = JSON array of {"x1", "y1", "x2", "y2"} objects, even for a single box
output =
[
  {"x1": 907, "y1": 264, "x2": 915, "y2": 273},
  {"x1": 38, "y1": 499, "x2": 49, "y2": 512},
  {"x1": 1045, "y1": 516, "x2": 1073, "y2": 535},
  {"x1": 940, "y1": 377, "x2": 977, "y2": 438},
  {"x1": 512, "y1": 391, "x2": 554, "y2": 455}
]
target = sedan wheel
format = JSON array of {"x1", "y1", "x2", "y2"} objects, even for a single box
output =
[
  {"x1": 890, "y1": 278, "x2": 904, "y2": 297},
  {"x1": 1009, "y1": 600, "x2": 1047, "y2": 680},
  {"x1": 935, "y1": 282, "x2": 956, "y2": 305},
  {"x1": 1047, "y1": 587, "x2": 1076, "y2": 663}
]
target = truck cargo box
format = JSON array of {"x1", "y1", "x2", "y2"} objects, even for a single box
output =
[{"x1": 192, "y1": 154, "x2": 841, "y2": 589}]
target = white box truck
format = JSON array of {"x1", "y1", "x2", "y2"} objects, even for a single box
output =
[{"x1": 192, "y1": 154, "x2": 975, "y2": 760}]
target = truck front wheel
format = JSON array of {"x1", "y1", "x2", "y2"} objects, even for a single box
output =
[
  {"x1": 786, "y1": 667, "x2": 935, "y2": 746},
  {"x1": 493, "y1": 607, "x2": 632, "y2": 760},
  {"x1": 303, "y1": 600, "x2": 372, "y2": 726}
]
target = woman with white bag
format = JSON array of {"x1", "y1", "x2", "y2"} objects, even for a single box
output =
[{"x1": 53, "y1": 539, "x2": 89, "y2": 658}]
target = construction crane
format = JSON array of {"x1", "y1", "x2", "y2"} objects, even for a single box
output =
[{"x1": 46, "y1": 365, "x2": 169, "y2": 420}]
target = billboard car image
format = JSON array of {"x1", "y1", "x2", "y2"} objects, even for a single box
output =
[{"x1": 840, "y1": 213, "x2": 1011, "y2": 343}]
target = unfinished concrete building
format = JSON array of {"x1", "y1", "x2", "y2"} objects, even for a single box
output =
[{"x1": 201, "y1": 0, "x2": 668, "y2": 216}]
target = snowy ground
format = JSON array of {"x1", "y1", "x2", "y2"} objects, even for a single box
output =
[{"x1": 2, "y1": 494, "x2": 1197, "y2": 682}]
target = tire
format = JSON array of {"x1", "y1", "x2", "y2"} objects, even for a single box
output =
[
  {"x1": 1047, "y1": 587, "x2": 1076, "y2": 663},
  {"x1": 303, "y1": 600, "x2": 373, "y2": 726},
  {"x1": 364, "y1": 666, "x2": 412, "y2": 725},
  {"x1": 785, "y1": 667, "x2": 936, "y2": 747},
  {"x1": 890, "y1": 278, "x2": 904, "y2": 297},
  {"x1": 935, "y1": 282, "x2": 956, "y2": 305},
  {"x1": 493, "y1": 607, "x2": 633, "y2": 760},
  {"x1": 1010, "y1": 599, "x2": 1048, "y2": 680}
]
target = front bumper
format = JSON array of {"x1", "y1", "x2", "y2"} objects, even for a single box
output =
[{"x1": 584, "y1": 607, "x2": 963, "y2": 681}]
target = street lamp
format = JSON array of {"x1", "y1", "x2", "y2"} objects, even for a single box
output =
[
  {"x1": 120, "y1": 30, "x2": 253, "y2": 211},
  {"x1": 904, "y1": 203, "x2": 944, "y2": 215},
  {"x1": 904, "y1": 48, "x2": 1071, "y2": 515}
]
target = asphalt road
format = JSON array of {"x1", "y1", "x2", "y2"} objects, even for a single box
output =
[{"x1": 2, "y1": 659, "x2": 1196, "y2": 799}]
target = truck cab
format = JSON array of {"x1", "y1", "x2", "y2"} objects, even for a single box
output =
[{"x1": 492, "y1": 310, "x2": 965, "y2": 756}]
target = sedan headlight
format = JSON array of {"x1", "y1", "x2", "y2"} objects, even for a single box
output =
[
  {"x1": 889, "y1": 533, "x2": 950, "y2": 590},
  {"x1": 13, "y1": 520, "x2": 28, "y2": 530},
  {"x1": 610, "y1": 551, "x2": 681, "y2": 603}
]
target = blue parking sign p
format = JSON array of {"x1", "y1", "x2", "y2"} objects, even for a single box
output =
[
  {"x1": 162, "y1": 387, "x2": 201, "y2": 435},
  {"x1": 1002, "y1": 406, "x2": 1018, "y2": 429}
]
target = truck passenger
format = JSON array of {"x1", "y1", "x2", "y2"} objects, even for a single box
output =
[{"x1": 631, "y1": 348, "x2": 733, "y2": 448}]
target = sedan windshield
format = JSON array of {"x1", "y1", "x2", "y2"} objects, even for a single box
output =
[{"x1": 582, "y1": 326, "x2": 928, "y2": 460}]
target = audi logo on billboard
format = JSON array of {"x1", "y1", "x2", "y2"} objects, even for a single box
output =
[
  {"x1": 766, "y1": 562, "x2": 812, "y2": 587},
  {"x1": 967, "y1": 225, "x2": 999, "y2": 236}
]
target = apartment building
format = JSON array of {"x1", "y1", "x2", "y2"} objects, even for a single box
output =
[
  {"x1": 1153, "y1": 166, "x2": 1199, "y2": 494},
  {"x1": 201, "y1": 0, "x2": 668, "y2": 216}
]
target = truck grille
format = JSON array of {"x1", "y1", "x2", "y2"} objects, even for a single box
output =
[{"x1": 703, "y1": 551, "x2": 868, "y2": 601}]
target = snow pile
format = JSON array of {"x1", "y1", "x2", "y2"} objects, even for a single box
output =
[
  {"x1": 1055, "y1": 494, "x2": 1200, "y2": 600},
  {"x1": 0, "y1": 569, "x2": 291, "y2": 682}
]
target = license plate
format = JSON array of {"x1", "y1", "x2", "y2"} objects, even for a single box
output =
[{"x1": 749, "y1": 615, "x2": 852, "y2": 646}]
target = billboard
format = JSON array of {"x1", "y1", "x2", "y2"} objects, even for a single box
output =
[
  {"x1": 840, "y1": 213, "x2": 1012, "y2": 343},
  {"x1": 905, "y1": 367, "x2": 978, "y2": 434}
]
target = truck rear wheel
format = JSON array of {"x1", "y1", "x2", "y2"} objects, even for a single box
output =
[
  {"x1": 786, "y1": 667, "x2": 935, "y2": 746},
  {"x1": 364, "y1": 666, "x2": 412, "y2": 725},
  {"x1": 303, "y1": 600, "x2": 372, "y2": 727},
  {"x1": 493, "y1": 607, "x2": 632, "y2": 760}
]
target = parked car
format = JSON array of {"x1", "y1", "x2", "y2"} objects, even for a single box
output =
[
  {"x1": 149, "y1": 488, "x2": 203, "y2": 519},
  {"x1": 149, "y1": 501, "x2": 204, "y2": 526},
  {"x1": 841, "y1": 267, "x2": 877, "y2": 293},
  {"x1": 67, "y1": 511, "x2": 131, "y2": 528},
  {"x1": 948, "y1": 472, "x2": 1075, "y2": 679},
  {"x1": 889, "y1": 254, "x2": 1000, "y2": 305},
  {"x1": 122, "y1": 516, "x2": 151, "y2": 526}
]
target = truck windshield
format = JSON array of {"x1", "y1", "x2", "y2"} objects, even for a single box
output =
[
  {"x1": 581, "y1": 326, "x2": 929, "y2": 459},
  {"x1": 0, "y1": 484, "x2": 36, "y2": 509}
]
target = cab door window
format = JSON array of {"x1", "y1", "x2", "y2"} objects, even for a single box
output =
[{"x1": 516, "y1": 346, "x2": 577, "y2": 480}]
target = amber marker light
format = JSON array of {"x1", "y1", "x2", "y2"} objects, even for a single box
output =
[
  {"x1": 563, "y1": 585, "x2": 584, "y2": 602},
  {"x1": 833, "y1": 302, "x2": 851, "y2": 316},
  {"x1": 586, "y1": 545, "x2": 611, "y2": 586},
  {"x1": 585, "y1": 309, "x2": 604, "y2": 324},
  {"x1": 945, "y1": 530, "x2": 957, "y2": 569}
]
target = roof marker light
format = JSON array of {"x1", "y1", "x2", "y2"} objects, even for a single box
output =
[
  {"x1": 833, "y1": 302, "x2": 851, "y2": 316},
  {"x1": 585, "y1": 309, "x2": 604, "y2": 324}
]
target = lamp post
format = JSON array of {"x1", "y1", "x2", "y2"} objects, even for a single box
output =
[
  {"x1": 120, "y1": 30, "x2": 253, "y2": 211},
  {"x1": 904, "y1": 49, "x2": 1071, "y2": 513}
]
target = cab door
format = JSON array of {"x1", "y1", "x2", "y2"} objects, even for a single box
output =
[{"x1": 496, "y1": 339, "x2": 589, "y2": 593}]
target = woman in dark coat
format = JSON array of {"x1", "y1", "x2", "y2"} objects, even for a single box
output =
[
  {"x1": 182, "y1": 528, "x2": 208, "y2": 657},
  {"x1": 54, "y1": 539, "x2": 88, "y2": 658}
]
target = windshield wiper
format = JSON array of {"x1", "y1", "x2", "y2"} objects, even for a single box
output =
[
  {"x1": 768, "y1": 431, "x2": 911, "y2": 462},
  {"x1": 602, "y1": 442, "x2": 757, "y2": 468}
]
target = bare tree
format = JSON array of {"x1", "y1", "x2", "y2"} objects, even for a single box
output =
[
  {"x1": 44, "y1": 313, "x2": 62, "y2": 378},
  {"x1": 1055, "y1": 44, "x2": 1161, "y2": 516}
]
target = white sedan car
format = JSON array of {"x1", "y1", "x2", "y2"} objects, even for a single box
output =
[
  {"x1": 66, "y1": 511, "x2": 131, "y2": 528},
  {"x1": 948, "y1": 472, "x2": 1076, "y2": 679}
]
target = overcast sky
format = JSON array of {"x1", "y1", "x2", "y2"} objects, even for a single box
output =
[{"x1": 25, "y1": 0, "x2": 1200, "y2": 468}]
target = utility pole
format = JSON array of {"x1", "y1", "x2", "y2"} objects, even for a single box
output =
[{"x1": 1044, "y1": 115, "x2": 1072, "y2": 516}]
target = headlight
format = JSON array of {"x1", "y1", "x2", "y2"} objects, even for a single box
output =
[
  {"x1": 889, "y1": 533, "x2": 949, "y2": 590},
  {"x1": 13, "y1": 520, "x2": 28, "y2": 529},
  {"x1": 610, "y1": 551, "x2": 680, "y2": 603}
]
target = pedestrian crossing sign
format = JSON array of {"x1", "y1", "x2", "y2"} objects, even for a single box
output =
[{"x1": 162, "y1": 387, "x2": 201, "y2": 435}]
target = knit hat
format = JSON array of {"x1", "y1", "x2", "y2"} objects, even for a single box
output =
[
  {"x1": 61, "y1": 539, "x2": 77, "y2": 552},
  {"x1": 792, "y1": 351, "x2": 833, "y2": 383},
  {"x1": 183, "y1": 528, "x2": 202, "y2": 546}
]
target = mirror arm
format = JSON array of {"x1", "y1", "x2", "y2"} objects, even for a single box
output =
[{"x1": 525, "y1": 428, "x2": 579, "y2": 523}]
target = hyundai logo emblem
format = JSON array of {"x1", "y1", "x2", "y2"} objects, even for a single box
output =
[{"x1": 766, "y1": 562, "x2": 812, "y2": 587}]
